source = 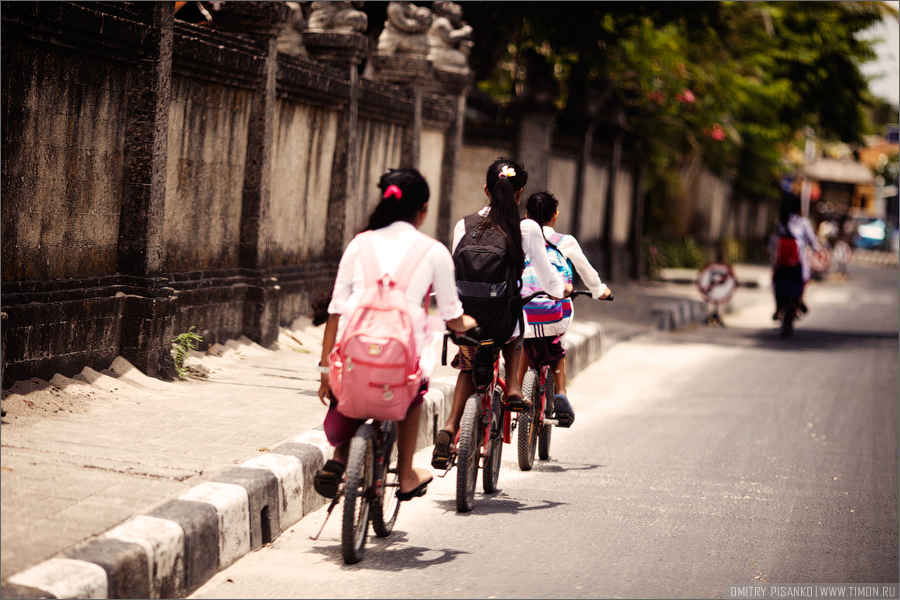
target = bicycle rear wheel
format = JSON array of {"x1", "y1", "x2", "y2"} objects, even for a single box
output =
[
  {"x1": 780, "y1": 300, "x2": 795, "y2": 339},
  {"x1": 517, "y1": 369, "x2": 539, "y2": 471},
  {"x1": 371, "y1": 421, "x2": 400, "y2": 537},
  {"x1": 456, "y1": 395, "x2": 481, "y2": 512},
  {"x1": 342, "y1": 423, "x2": 375, "y2": 564},
  {"x1": 538, "y1": 369, "x2": 555, "y2": 460},
  {"x1": 483, "y1": 386, "x2": 504, "y2": 493}
]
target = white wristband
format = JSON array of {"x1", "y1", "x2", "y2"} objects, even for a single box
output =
[{"x1": 317, "y1": 365, "x2": 329, "y2": 374}]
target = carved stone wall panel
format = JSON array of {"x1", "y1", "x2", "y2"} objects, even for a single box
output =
[
  {"x1": 277, "y1": 54, "x2": 352, "y2": 109},
  {"x1": 163, "y1": 75, "x2": 252, "y2": 273},
  {"x1": 346, "y1": 118, "x2": 405, "y2": 243},
  {"x1": 172, "y1": 21, "x2": 265, "y2": 89},
  {"x1": 268, "y1": 100, "x2": 339, "y2": 265},
  {"x1": 1, "y1": 39, "x2": 127, "y2": 283},
  {"x1": 1, "y1": 2, "x2": 150, "y2": 62},
  {"x1": 357, "y1": 80, "x2": 415, "y2": 125},
  {"x1": 418, "y1": 128, "x2": 447, "y2": 239}
]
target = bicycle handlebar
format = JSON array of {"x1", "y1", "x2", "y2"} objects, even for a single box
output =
[
  {"x1": 442, "y1": 290, "x2": 613, "y2": 362},
  {"x1": 520, "y1": 289, "x2": 614, "y2": 305}
]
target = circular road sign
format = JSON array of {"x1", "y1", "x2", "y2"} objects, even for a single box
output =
[{"x1": 697, "y1": 262, "x2": 738, "y2": 304}]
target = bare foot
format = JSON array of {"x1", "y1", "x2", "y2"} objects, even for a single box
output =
[{"x1": 399, "y1": 466, "x2": 433, "y2": 495}]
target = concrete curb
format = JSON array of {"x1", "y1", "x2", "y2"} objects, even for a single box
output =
[
  {"x1": 3, "y1": 308, "x2": 718, "y2": 599},
  {"x1": 650, "y1": 298, "x2": 710, "y2": 331}
]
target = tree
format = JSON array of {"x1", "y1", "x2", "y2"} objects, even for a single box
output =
[{"x1": 450, "y1": 1, "x2": 897, "y2": 220}]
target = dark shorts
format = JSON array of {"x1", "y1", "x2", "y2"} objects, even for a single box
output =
[
  {"x1": 523, "y1": 336, "x2": 566, "y2": 370},
  {"x1": 451, "y1": 335, "x2": 522, "y2": 371},
  {"x1": 323, "y1": 381, "x2": 428, "y2": 447}
]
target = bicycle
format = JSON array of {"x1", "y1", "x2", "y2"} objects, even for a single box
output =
[
  {"x1": 772, "y1": 264, "x2": 804, "y2": 340},
  {"x1": 778, "y1": 297, "x2": 801, "y2": 339},
  {"x1": 439, "y1": 327, "x2": 508, "y2": 512},
  {"x1": 311, "y1": 419, "x2": 400, "y2": 564},
  {"x1": 517, "y1": 290, "x2": 613, "y2": 470}
]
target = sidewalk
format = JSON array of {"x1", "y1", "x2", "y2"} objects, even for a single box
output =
[{"x1": 1, "y1": 266, "x2": 770, "y2": 599}]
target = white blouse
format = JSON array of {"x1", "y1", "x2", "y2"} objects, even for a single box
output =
[
  {"x1": 328, "y1": 221, "x2": 464, "y2": 377},
  {"x1": 542, "y1": 226, "x2": 609, "y2": 299}
]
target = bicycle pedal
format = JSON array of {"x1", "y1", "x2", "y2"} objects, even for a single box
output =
[
  {"x1": 435, "y1": 459, "x2": 454, "y2": 477},
  {"x1": 543, "y1": 418, "x2": 559, "y2": 426}
]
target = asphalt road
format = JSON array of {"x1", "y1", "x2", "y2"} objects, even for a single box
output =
[{"x1": 191, "y1": 265, "x2": 899, "y2": 599}]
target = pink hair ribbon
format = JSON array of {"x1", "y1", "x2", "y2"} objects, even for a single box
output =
[{"x1": 383, "y1": 184, "x2": 403, "y2": 200}]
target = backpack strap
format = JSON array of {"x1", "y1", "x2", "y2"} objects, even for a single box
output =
[
  {"x1": 392, "y1": 235, "x2": 436, "y2": 290},
  {"x1": 356, "y1": 231, "x2": 381, "y2": 289},
  {"x1": 463, "y1": 213, "x2": 484, "y2": 239},
  {"x1": 356, "y1": 231, "x2": 435, "y2": 292},
  {"x1": 547, "y1": 231, "x2": 565, "y2": 248}
]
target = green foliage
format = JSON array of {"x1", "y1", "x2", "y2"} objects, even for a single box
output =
[
  {"x1": 643, "y1": 236, "x2": 709, "y2": 279},
  {"x1": 460, "y1": 1, "x2": 896, "y2": 206},
  {"x1": 171, "y1": 327, "x2": 203, "y2": 381},
  {"x1": 719, "y1": 235, "x2": 770, "y2": 266}
]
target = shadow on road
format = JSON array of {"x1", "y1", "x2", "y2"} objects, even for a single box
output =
[
  {"x1": 432, "y1": 495, "x2": 568, "y2": 517},
  {"x1": 664, "y1": 322, "x2": 898, "y2": 352},
  {"x1": 309, "y1": 530, "x2": 468, "y2": 571},
  {"x1": 747, "y1": 327, "x2": 899, "y2": 352}
]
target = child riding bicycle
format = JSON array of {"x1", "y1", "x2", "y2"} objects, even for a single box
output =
[
  {"x1": 315, "y1": 168, "x2": 476, "y2": 502},
  {"x1": 432, "y1": 158, "x2": 567, "y2": 469},
  {"x1": 517, "y1": 191, "x2": 612, "y2": 427}
]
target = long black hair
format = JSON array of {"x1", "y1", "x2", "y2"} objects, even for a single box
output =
[
  {"x1": 482, "y1": 157, "x2": 527, "y2": 274},
  {"x1": 363, "y1": 168, "x2": 430, "y2": 232}
]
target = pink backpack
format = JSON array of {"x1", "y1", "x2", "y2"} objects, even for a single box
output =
[{"x1": 328, "y1": 231, "x2": 435, "y2": 421}]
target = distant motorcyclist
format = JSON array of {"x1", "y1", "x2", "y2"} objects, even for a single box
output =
[{"x1": 769, "y1": 192, "x2": 822, "y2": 320}]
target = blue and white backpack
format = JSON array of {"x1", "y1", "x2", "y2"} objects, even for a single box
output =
[{"x1": 521, "y1": 232, "x2": 574, "y2": 338}]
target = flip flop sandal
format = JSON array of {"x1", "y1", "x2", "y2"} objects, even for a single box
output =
[
  {"x1": 396, "y1": 476, "x2": 434, "y2": 501},
  {"x1": 431, "y1": 429, "x2": 454, "y2": 470},
  {"x1": 313, "y1": 459, "x2": 345, "y2": 499}
]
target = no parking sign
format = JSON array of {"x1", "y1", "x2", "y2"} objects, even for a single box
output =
[{"x1": 696, "y1": 262, "x2": 738, "y2": 305}]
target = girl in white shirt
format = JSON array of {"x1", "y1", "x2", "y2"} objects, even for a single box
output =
[
  {"x1": 316, "y1": 168, "x2": 476, "y2": 501},
  {"x1": 433, "y1": 158, "x2": 568, "y2": 469}
]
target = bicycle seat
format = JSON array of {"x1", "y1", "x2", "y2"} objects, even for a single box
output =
[{"x1": 449, "y1": 326, "x2": 484, "y2": 347}]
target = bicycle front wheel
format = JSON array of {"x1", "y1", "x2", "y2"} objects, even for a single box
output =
[
  {"x1": 538, "y1": 369, "x2": 555, "y2": 460},
  {"x1": 483, "y1": 385, "x2": 504, "y2": 493},
  {"x1": 342, "y1": 423, "x2": 375, "y2": 564},
  {"x1": 517, "y1": 369, "x2": 539, "y2": 471},
  {"x1": 371, "y1": 421, "x2": 400, "y2": 537},
  {"x1": 456, "y1": 395, "x2": 481, "y2": 512}
]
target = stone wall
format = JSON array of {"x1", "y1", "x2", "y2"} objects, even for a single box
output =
[
  {"x1": 0, "y1": 2, "x2": 457, "y2": 386},
  {"x1": 1, "y1": 1, "x2": 749, "y2": 388}
]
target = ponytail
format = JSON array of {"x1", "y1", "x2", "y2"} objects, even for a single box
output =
[{"x1": 482, "y1": 158, "x2": 527, "y2": 274}]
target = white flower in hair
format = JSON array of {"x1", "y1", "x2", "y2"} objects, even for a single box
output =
[{"x1": 499, "y1": 165, "x2": 517, "y2": 178}]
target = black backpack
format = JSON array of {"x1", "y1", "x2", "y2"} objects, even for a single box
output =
[{"x1": 453, "y1": 214, "x2": 522, "y2": 343}]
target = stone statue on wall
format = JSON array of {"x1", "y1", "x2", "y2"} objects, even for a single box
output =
[
  {"x1": 376, "y1": 1, "x2": 433, "y2": 56},
  {"x1": 426, "y1": 1, "x2": 472, "y2": 74},
  {"x1": 277, "y1": 2, "x2": 308, "y2": 56},
  {"x1": 306, "y1": 1, "x2": 367, "y2": 33}
]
